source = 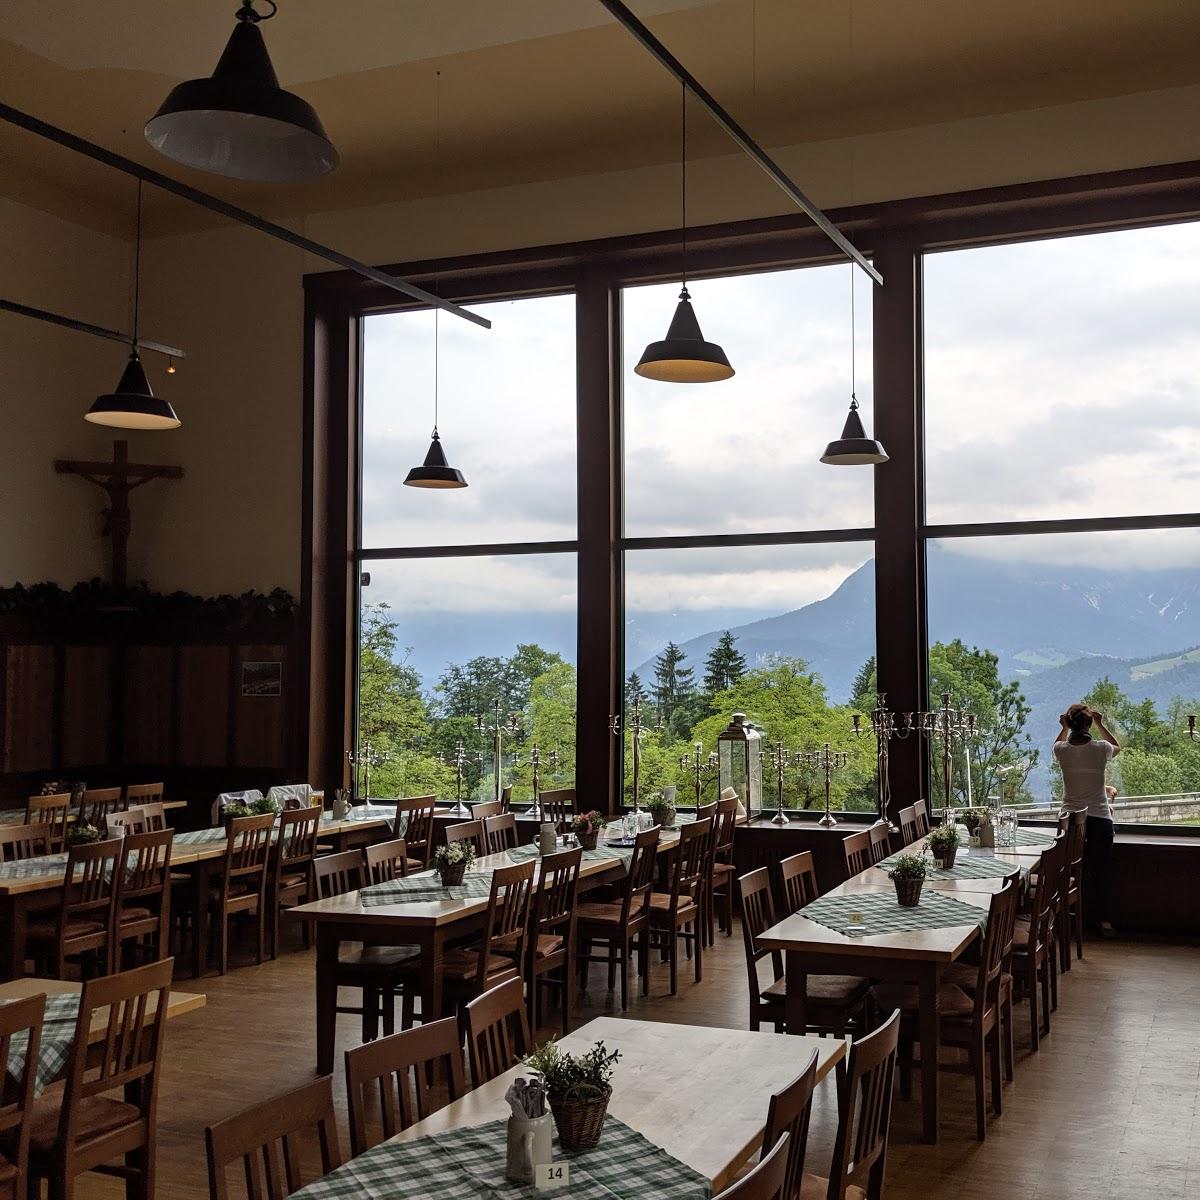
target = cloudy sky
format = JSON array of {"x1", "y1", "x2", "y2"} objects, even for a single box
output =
[{"x1": 360, "y1": 221, "x2": 1200, "y2": 680}]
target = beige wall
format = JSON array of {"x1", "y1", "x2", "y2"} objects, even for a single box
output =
[{"x1": 8, "y1": 81, "x2": 1200, "y2": 597}]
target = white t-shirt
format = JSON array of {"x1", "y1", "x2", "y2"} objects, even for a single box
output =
[{"x1": 1053, "y1": 738, "x2": 1115, "y2": 819}]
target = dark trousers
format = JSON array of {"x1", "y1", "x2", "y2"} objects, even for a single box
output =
[{"x1": 1083, "y1": 816, "x2": 1114, "y2": 930}]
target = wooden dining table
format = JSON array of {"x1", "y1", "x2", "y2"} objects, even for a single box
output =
[{"x1": 0, "y1": 975, "x2": 207, "y2": 1032}]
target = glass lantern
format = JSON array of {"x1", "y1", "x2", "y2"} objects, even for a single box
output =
[{"x1": 717, "y1": 712, "x2": 763, "y2": 816}]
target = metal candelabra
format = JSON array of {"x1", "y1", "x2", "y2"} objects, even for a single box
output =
[
  {"x1": 852, "y1": 692, "x2": 911, "y2": 831},
  {"x1": 908, "y1": 693, "x2": 976, "y2": 815},
  {"x1": 798, "y1": 742, "x2": 850, "y2": 828},
  {"x1": 442, "y1": 740, "x2": 475, "y2": 818},
  {"x1": 679, "y1": 741, "x2": 719, "y2": 807},
  {"x1": 517, "y1": 743, "x2": 560, "y2": 820},
  {"x1": 611, "y1": 694, "x2": 649, "y2": 812},
  {"x1": 346, "y1": 740, "x2": 390, "y2": 801},
  {"x1": 1186, "y1": 713, "x2": 1197, "y2": 740},
  {"x1": 765, "y1": 741, "x2": 792, "y2": 825},
  {"x1": 475, "y1": 698, "x2": 522, "y2": 805}
]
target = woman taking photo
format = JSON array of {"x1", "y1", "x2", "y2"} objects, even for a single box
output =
[{"x1": 1053, "y1": 703, "x2": 1120, "y2": 938}]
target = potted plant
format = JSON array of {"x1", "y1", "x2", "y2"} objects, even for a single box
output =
[
  {"x1": 570, "y1": 811, "x2": 606, "y2": 851},
  {"x1": 927, "y1": 823, "x2": 960, "y2": 870},
  {"x1": 66, "y1": 821, "x2": 103, "y2": 847},
  {"x1": 433, "y1": 839, "x2": 477, "y2": 886},
  {"x1": 888, "y1": 853, "x2": 927, "y2": 907},
  {"x1": 525, "y1": 1039, "x2": 621, "y2": 1151},
  {"x1": 961, "y1": 806, "x2": 996, "y2": 848},
  {"x1": 222, "y1": 795, "x2": 279, "y2": 828},
  {"x1": 647, "y1": 793, "x2": 677, "y2": 830}
]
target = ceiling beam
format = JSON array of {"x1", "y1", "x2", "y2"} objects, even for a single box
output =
[
  {"x1": 597, "y1": 0, "x2": 883, "y2": 286},
  {"x1": 0, "y1": 297, "x2": 186, "y2": 359}
]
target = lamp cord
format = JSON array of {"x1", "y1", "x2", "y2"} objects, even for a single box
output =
[
  {"x1": 680, "y1": 82, "x2": 687, "y2": 295},
  {"x1": 849, "y1": 257, "x2": 857, "y2": 409},
  {"x1": 433, "y1": 306, "x2": 439, "y2": 436},
  {"x1": 432, "y1": 68, "x2": 441, "y2": 438},
  {"x1": 132, "y1": 180, "x2": 142, "y2": 347}
]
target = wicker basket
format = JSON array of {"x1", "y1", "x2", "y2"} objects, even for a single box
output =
[
  {"x1": 438, "y1": 861, "x2": 467, "y2": 887},
  {"x1": 577, "y1": 829, "x2": 599, "y2": 851},
  {"x1": 892, "y1": 876, "x2": 924, "y2": 907},
  {"x1": 649, "y1": 804, "x2": 676, "y2": 830},
  {"x1": 550, "y1": 1088, "x2": 611, "y2": 1151},
  {"x1": 932, "y1": 847, "x2": 957, "y2": 870}
]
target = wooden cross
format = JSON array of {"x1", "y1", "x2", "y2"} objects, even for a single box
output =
[{"x1": 54, "y1": 439, "x2": 183, "y2": 588}]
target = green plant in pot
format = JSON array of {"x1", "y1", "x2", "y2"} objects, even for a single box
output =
[
  {"x1": 647, "y1": 792, "x2": 677, "y2": 830},
  {"x1": 888, "y1": 853, "x2": 928, "y2": 907},
  {"x1": 927, "y1": 823, "x2": 961, "y2": 870},
  {"x1": 433, "y1": 838, "x2": 477, "y2": 886},
  {"x1": 525, "y1": 1039, "x2": 621, "y2": 1151},
  {"x1": 570, "y1": 811, "x2": 606, "y2": 851},
  {"x1": 223, "y1": 796, "x2": 280, "y2": 826},
  {"x1": 66, "y1": 821, "x2": 103, "y2": 847}
]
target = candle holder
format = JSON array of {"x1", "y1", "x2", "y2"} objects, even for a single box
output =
[
  {"x1": 346, "y1": 740, "x2": 390, "y2": 801},
  {"x1": 679, "y1": 742, "x2": 720, "y2": 808},
  {"x1": 765, "y1": 741, "x2": 792, "y2": 824},
  {"x1": 851, "y1": 692, "x2": 912, "y2": 832},
  {"x1": 1187, "y1": 714, "x2": 1197, "y2": 740},
  {"x1": 611, "y1": 695, "x2": 649, "y2": 813},
  {"x1": 905, "y1": 693, "x2": 976, "y2": 816},
  {"x1": 797, "y1": 742, "x2": 850, "y2": 828},
  {"x1": 476, "y1": 698, "x2": 522, "y2": 806},
  {"x1": 441, "y1": 740, "x2": 476, "y2": 818},
  {"x1": 516, "y1": 744, "x2": 560, "y2": 820}
]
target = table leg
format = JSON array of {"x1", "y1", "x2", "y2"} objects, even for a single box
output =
[
  {"x1": 192, "y1": 866, "x2": 212, "y2": 978},
  {"x1": 421, "y1": 928, "x2": 444, "y2": 1023},
  {"x1": 917, "y1": 962, "x2": 940, "y2": 1144},
  {"x1": 0, "y1": 898, "x2": 27, "y2": 981},
  {"x1": 783, "y1": 950, "x2": 809, "y2": 1035},
  {"x1": 316, "y1": 924, "x2": 340, "y2": 1075}
]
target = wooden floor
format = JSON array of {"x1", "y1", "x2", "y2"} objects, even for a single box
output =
[{"x1": 69, "y1": 927, "x2": 1200, "y2": 1199}]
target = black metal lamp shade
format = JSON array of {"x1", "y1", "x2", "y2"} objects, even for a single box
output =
[
  {"x1": 820, "y1": 399, "x2": 888, "y2": 465},
  {"x1": 86, "y1": 352, "x2": 181, "y2": 431},
  {"x1": 404, "y1": 430, "x2": 467, "y2": 489},
  {"x1": 145, "y1": 16, "x2": 338, "y2": 182},
  {"x1": 635, "y1": 288, "x2": 734, "y2": 383}
]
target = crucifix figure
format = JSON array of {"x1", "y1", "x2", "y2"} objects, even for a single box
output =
[{"x1": 54, "y1": 439, "x2": 183, "y2": 588}]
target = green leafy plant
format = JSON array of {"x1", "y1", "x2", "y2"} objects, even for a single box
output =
[
  {"x1": 927, "y1": 824, "x2": 960, "y2": 852},
  {"x1": 959, "y1": 806, "x2": 994, "y2": 833},
  {"x1": 524, "y1": 1039, "x2": 621, "y2": 1100},
  {"x1": 225, "y1": 797, "x2": 280, "y2": 820},
  {"x1": 66, "y1": 821, "x2": 103, "y2": 846},
  {"x1": 570, "y1": 810, "x2": 606, "y2": 836},
  {"x1": 888, "y1": 853, "x2": 928, "y2": 881},
  {"x1": 434, "y1": 840, "x2": 477, "y2": 868}
]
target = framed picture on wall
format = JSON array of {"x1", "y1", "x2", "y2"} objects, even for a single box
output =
[{"x1": 241, "y1": 660, "x2": 282, "y2": 697}]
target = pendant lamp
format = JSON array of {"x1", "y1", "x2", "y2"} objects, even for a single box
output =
[
  {"x1": 635, "y1": 85, "x2": 733, "y2": 384},
  {"x1": 86, "y1": 184, "x2": 181, "y2": 431},
  {"x1": 405, "y1": 308, "x2": 467, "y2": 489},
  {"x1": 145, "y1": 1, "x2": 338, "y2": 182},
  {"x1": 821, "y1": 264, "x2": 886, "y2": 465}
]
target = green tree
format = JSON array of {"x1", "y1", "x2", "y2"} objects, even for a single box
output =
[
  {"x1": 653, "y1": 641, "x2": 697, "y2": 739},
  {"x1": 1117, "y1": 748, "x2": 1182, "y2": 798},
  {"x1": 625, "y1": 671, "x2": 648, "y2": 708},
  {"x1": 851, "y1": 656, "x2": 877, "y2": 713},
  {"x1": 703, "y1": 632, "x2": 747, "y2": 696}
]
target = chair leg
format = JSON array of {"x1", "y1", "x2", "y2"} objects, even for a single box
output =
[
  {"x1": 898, "y1": 1037, "x2": 913, "y2": 1099},
  {"x1": 218, "y1": 911, "x2": 229, "y2": 977},
  {"x1": 693, "y1": 921, "x2": 702, "y2": 983},
  {"x1": 1027, "y1": 966, "x2": 1039, "y2": 1052},
  {"x1": 256, "y1": 904, "x2": 266, "y2": 966},
  {"x1": 1002, "y1": 991, "x2": 1015, "y2": 1081},
  {"x1": 972, "y1": 1038, "x2": 986, "y2": 1141},
  {"x1": 619, "y1": 942, "x2": 630, "y2": 1012},
  {"x1": 1041, "y1": 960, "x2": 1052, "y2": 1036},
  {"x1": 639, "y1": 929, "x2": 650, "y2": 996},
  {"x1": 989, "y1": 1027, "x2": 1003, "y2": 1118}
]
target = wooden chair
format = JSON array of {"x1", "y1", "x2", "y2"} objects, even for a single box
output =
[
  {"x1": 205, "y1": 1076, "x2": 343, "y2": 1200},
  {"x1": 124, "y1": 782, "x2": 165, "y2": 808},
  {"x1": 875, "y1": 880, "x2": 1020, "y2": 1140},
  {"x1": 868, "y1": 821, "x2": 892, "y2": 865},
  {"x1": 897, "y1": 805, "x2": 920, "y2": 846},
  {"x1": 364, "y1": 838, "x2": 410, "y2": 884},
  {"x1": 27, "y1": 836, "x2": 123, "y2": 978},
  {"x1": 526, "y1": 846, "x2": 581, "y2": 1035},
  {"x1": 0, "y1": 821, "x2": 51, "y2": 862},
  {"x1": 648, "y1": 818, "x2": 708, "y2": 995},
  {"x1": 463, "y1": 977, "x2": 532, "y2": 1085},
  {"x1": 737, "y1": 867, "x2": 870, "y2": 1037},
  {"x1": 114, "y1": 828, "x2": 174, "y2": 968},
  {"x1": 577, "y1": 827, "x2": 660, "y2": 1010},
  {"x1": 471, "y1": 799, "x2": 502, "y2": 820},
  {"x1": 212, "y1": 813, "x2": 275, "y2": 975},
  {"x1": 809, "y1": 1010, "x2": 900, "y2": 1200},
  {"x1": 24, "y1": 793, "x2": 70, "y2": 851},
  {"x1": 393, "y1": 796, "x2": 436, "y2": 868},
  {"x1": 756, "y1": 1049, "x2": 819, "y2": 1200},
  {"x1": 106, "y1": 808, "x2": 146, "y2": 836},
  {"x1": 28, "y1": 957, "x2": 173, "y2": 1200},
  {"x1": 444, "y1": 819, "x2": 485, "y2": 857},
  {"x1": 1059, "y1": 808, "x2": 1088, "y2": 971},
  {"x1": 912, "y1": 799, "x2": 931, "y2": 837},
  {"x1": 0, "y1": 991, "x2": 44, "y2": 1200},
  {"x1": 842, "y1": 829, "x2": 872, "y2": 876},
  {"x1": 483, "y1": 812, "x2": 518, "y2": 855},
  {"x1": 499, "y1": 785, "x2": 513, "y2": 813},
  {"x1": 344, "y1": 1015, "x2": 466, "y2": 1156},
  {"x1": 1012, "y1": 833, "x2": 1068, "y2": 1051},
  {"x1": 312, "y1": 851, "x2": 419, "y2": 1040},
  {"x1": 539, "y1": 787, "x2": 575, "y2": 832},
  {"x1": 269, "y1": 804, "x2": 322, "y2": 958},
  {"x1": 777, "y1": 852, "x2": 819, "y2": 915},
  {"x1": 710, "y1": 795, "x2": 740, "y2": 939},
  {"x1": 716, "y1": 1132, "x2": 790, "y2": 1200},
  {"x1": 81, "y1": 787, "x2": 126, "y2": 832}
]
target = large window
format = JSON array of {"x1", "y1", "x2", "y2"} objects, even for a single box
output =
[
  {"x1": 923, "y1": 225, "x2": 1200, "y2": 825},
  {"x1": 621, "y1": 264, "x2": 878, "y2": 816},
  {"x1": 356, "y1": 295, "x2": 577, "y2": 804}
]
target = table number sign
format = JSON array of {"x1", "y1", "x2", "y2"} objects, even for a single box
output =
[{"x1": 536, "y1": 1162, "x2": 570, "y2": 1189}]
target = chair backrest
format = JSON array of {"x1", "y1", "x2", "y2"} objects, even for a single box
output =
[
  {"x1": 716, "y1": 1131, "x2": 790, "y2": 1200},
  {"x1": 344, "y1": 1015, "x2": 466, "y2": 1156},
  {"x1": 476, "y1": 861, "x2": 536, "y2": 988},
  {"x1": 394, "y1": 796, "x2": 436, "y2": 866},
  {"x1": 539, "y1": 787, "x2": 575, "y2": 831},
  {"x1": 223, "y1": 813, "x2": 276, "y2": 896},
  {"x1": 973, "y1": 879, "x2": 1019, "y2": 1023},
  {"x1": 777, "y1": 852, "x2": 819, "y2": 915},
  {"x1": 117, "y1": 828, "x2": 174, "y2": 904},
  {"x1": 463, "y1": 977, "x2": 531, "y2": 1085},
  {"x1": 531, "y1": 846, "x2": 581, "y2": 949},
  {"x1": 868, "y1": 822, "x2": 892, "y2": 865},
  {"x1": 62, "y1": 836, "x2": 123, "y2": 935},
  {"x1": 666, "y1": 818, "x2": 710, "y2": 911},
  {"x1": 761, "y1": 1049, "x2": 819, "y2": 1200},
  {"x1": 1031, "y1": 834, "x2": 1069, "y2": 947},
  {"x1": 444, "y1": 819, "x2": 485, "y2": 857},
  {"x1": 206, "y1": 1075, "x2": 343, "y2": 1200},
  {"x1": 82, "y1": 786, "x2": 126, "y2": 831},
  {"x1": 620, "y1": 826, "x2": 661, "y2": 925},
  {"x1": 471, "y1": 799, "x2": 502, "y2": 820},
  {"x1": 500, "y1": 785, "x2": 513, "y2": 812},
  {"x1": 738, "y1": 867, "x2": 783, "y2": 1004},
  {"x1": 484, "y1": 812, "x2": 518, "y2": 855},
  {"x1": 125, "y1": 781, "x2": 165, "y2": 807},
  {"x1": 25, "y1": 792, "x2": 71, "y2": 846},
  {"x1": 276, "y1": 804, "x2": 322, "y2": 874},
  {"x1": 0, "y1": 821, "x2": 51, "y2": 861},
  {"x1": 827, "y1": 1009, "x2": 900, "y2": 1197},
  {"x1": 897, "y1": 805, "x2": 919, "y2": 845},
  {"x1": 1065, "y1": 808, "x2": 1087, "y2": 880},
  {"x1": 64, "y1": 958, "x2": 174, "y2": 1140},
  {"x1": 364, "y1": 839, "x2": 409, "y2": 885},
  {"x1": 713, "y1": 795, "x2": 739, "y2": 861},
  {"x1": 0, "y1": 990, "x2": 44, "y2": 1190},
  {"x1": 695, "y1": 800, "x2": 717, "y2": 828},
  {"x1": 107, "y1": 806, "x2": 148, "y2": 836},
  {"x1": 313, "y1": 850, "x2": 365, "y2": 899},
  {"x1": 842, "y1": 829, "x2": 872, "y2": 876}
]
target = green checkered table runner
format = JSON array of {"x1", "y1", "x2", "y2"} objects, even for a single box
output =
[
  {"x1": 359, "y1": 846, "x2": 541, "y2": 907},
  {"x1": 802, "y1": 889, "x2": 987, "y2": 938},
  {"x1": 1009, "y1": 827, "x2": 1056, "y2": 848},
  {"x1": 4, "y1": 993, "x2": 81, "y2": 1096},
  {"x1": 584, "y1": 844, "x2": 636, "y2": 868},
  {"x1": 292, "y1": 1114, "x2": 709, "y2": 1199},
  {"x1": 876, "y1": 850, "x2": 1020, "y2": 881},
  {"x1": 0, "y1": 851, "x2": 69, "y2": 881}
]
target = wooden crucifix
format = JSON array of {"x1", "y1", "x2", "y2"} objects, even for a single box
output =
[{"x1": 55, "y1": 439, "x2": 183, "y2": 588}]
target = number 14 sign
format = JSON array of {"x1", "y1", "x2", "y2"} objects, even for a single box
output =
[{"x1": 535, "y1": 1162, "x2": 570, "y2": 1190}]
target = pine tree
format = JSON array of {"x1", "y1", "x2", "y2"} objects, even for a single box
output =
[
  {"x1": 851, "y1": 655, "x2": 877, "y2": 711},
  {"x1": 703, "y1": 631, "x2": 747, "y2": 695},
  {"x1": 625, "y1": 671, "x2": 648, "y2": 707},
  {"x1": 653, "y1": 641, "x2": 695, "y2": 732}
]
